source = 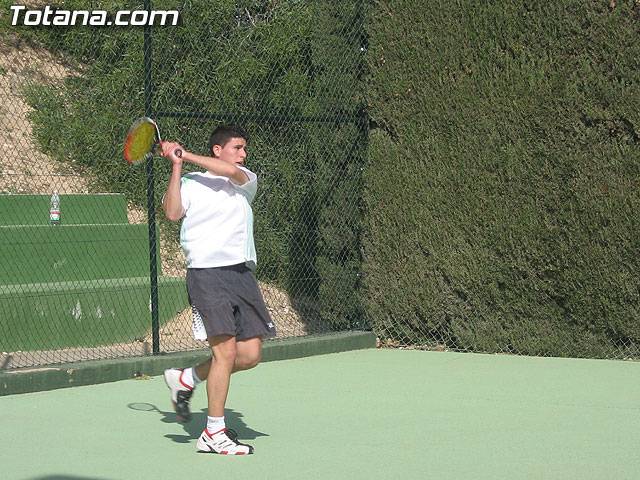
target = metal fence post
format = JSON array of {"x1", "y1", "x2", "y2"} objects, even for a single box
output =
[{"x1": 144, "y1": 0, "x2": 160, "y2": 354}]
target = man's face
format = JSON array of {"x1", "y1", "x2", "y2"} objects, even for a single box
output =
[{"x1": 214, "y1": 137, "x2": 247, "y2": 167}]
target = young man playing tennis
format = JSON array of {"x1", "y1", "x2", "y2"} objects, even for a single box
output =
[{"x1": 160, "y1": 125, "x2": 276, "y2": 455}]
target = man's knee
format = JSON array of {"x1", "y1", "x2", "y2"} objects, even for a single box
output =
[
  {"x1": 238, "y1": 352, "x2": 261, "y2": 370},
  {"x1": 210, "y1": 335, "x2": 238, "y2": 368},
  {"x1": 235, "y1": 337, "x2": 262, "y2": 371}
]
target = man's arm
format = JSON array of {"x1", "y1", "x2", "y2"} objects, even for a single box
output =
[
  {"x1": 161, "y1": 141, "x2": 249, "y2": 185},
  {"x1": 162, "y1": 150, "x2": 185, "y2": 222}
]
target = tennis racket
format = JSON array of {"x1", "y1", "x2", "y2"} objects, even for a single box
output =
[{"x1": 124, "y1": 116, "x2": 182, "y2": 165}]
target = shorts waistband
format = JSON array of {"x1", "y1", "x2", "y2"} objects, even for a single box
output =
[{"x1": 189, "y1": 263, "x2": 250, "y2": 273}]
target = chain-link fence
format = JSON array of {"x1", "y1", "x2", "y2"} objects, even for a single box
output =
[
  {"x1": 5, "y1": 1, "x2": 633, "y2": 369},
  {"x1": 0, "y1": 0, "x2": 368, "y2": 369}
]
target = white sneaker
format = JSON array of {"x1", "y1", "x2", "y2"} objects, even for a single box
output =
[
  {"x1": 163, "y1": 368, "x2": 193, "y2": 423},
  {"x1": 197, "y1": 428, "x2": 254, "y2": 455}
]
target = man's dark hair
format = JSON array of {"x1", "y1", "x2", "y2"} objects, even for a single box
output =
[{"x1": 208, "y1": 124, "x2": 249, "y2": 154}]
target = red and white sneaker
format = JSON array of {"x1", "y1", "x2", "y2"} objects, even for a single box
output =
[
  {"x1": 163, "y1": 368, "x2": 193, "y2": 423},
  {"x1": 197, "y1": 428, "x2": 254, "y2": 455}
]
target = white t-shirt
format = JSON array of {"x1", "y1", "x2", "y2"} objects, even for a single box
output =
[{"x1": 179, "y1": 166, "x2": 257, "y2": 270}]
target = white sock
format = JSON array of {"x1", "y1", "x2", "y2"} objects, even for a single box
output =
[
  {"x1": 207, "y1": 416, "x2": 226, "y2": 434},
  {"x1": 180, "y1": 367, "x2": 196, "y2": 389},
  {"x1": 191, "y1": 367, "x2": 203, "y2": 386}
]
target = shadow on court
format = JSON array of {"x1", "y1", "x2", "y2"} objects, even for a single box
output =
[
  {"x1": 126, "y1": 402, "x2": 269, "y2": 443},
  {"x1": 28, "y1": 477, "x2": 112, "y2": 480}
]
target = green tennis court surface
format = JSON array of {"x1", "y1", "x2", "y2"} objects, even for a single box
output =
[{"x1": 1, "y1": 349, "x2": 638, "y2": 480}]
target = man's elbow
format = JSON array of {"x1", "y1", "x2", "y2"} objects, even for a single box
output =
[
  {"x1": 232, "y1": 168, "x2": 250, "y2": 185},
  {"x1": 163, "y1": 206, "x2": 183, "y2": 222}
]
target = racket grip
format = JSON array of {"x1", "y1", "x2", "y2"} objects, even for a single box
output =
[{"x1": 174, "y1": 148, "x2": 183, "y2": 158}]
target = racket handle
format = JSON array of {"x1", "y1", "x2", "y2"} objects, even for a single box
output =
[{"x1": 174, "y1": 148, "x2": 183, "y2": 158}]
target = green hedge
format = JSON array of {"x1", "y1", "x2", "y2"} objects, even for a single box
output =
[
  {"x1": 308, "y1": 0, "x2": 368, "y2": 329},
  {"x1": 364, "y1": 0, "x2": 640, "y2": 357}
]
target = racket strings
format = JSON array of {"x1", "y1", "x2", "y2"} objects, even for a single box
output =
[{"x1": 124, "y1": 118, "x2": 159, "y2": 165}]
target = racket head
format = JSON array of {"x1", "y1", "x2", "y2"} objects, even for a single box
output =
[{"x1": 124, "y1": 116, "x2": 161, "y2": 165}]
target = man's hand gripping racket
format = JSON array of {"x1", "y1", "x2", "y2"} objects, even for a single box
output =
[{"x1": 124, "y1": 116, "x2": 182, "y2": 165}]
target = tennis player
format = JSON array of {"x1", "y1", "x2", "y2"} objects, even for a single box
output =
[{"x1": 160, "y1": 124, "x2": 276, "y2": 455}]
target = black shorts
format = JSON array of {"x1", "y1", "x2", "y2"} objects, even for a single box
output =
[{"x1": 186, "y1": 264, "x2": 276, "y2": 341}]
